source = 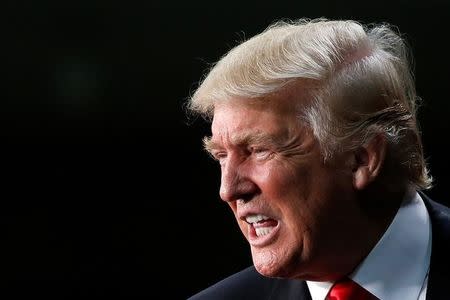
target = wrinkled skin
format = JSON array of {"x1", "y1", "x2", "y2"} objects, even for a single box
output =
[{"x1": 206, "y1": 88, "x2": 389, "y2": 281}]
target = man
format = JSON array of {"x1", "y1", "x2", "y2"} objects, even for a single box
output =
[{"x1": 187, "y1": 18, "x2": 450, "y2": 299}]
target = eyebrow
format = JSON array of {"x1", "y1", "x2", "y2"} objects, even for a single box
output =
[{"x1": 203, "y1": 131, "x2": 278, "y2": 154}]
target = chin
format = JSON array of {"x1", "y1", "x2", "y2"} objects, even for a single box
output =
[
  {"x1": 252, "y1": 249, "x2": 295, "y2": 279},
  {"x1": 254, "y1": 262, "x2": 296, "y2": 279}
]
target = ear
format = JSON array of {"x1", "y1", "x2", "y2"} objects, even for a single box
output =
[{"x1": 352, "y1": 134, "x2": 387, "y2": 190}]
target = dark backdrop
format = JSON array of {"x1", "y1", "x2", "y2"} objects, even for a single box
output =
[{"x1": 2, "y1": 0, "x2": 450, "y2": 298}]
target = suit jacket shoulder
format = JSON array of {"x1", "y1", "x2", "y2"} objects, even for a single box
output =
[
  {"x1": 422, "y1": 195, "x2": 450, "y2": 299},
  {"x1": 187, "y1": 266, "x2": 311, "y2": 300}
]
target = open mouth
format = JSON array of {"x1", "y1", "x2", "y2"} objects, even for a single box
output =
[{"x1": 245, "y1": 214, "x2": 279, "y2": 241}]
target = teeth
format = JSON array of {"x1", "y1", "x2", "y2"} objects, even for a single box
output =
[
  {"x1": 255, "y1": 227, "x2": 274, "y2": 237},
  {"x1": 245, "y1": 214, "x2": 270, "y2": 224},
  {"x1": 244, "y1": 214, "x2": 277, "y2": 237}
]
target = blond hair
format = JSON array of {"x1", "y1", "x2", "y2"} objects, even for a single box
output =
[{"x1": 189, "y1": 18, "x2": 432, "y2": 190}]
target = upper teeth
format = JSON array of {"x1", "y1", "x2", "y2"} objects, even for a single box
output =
[{"x1": 245, "y1": 214, "x2": 270, "y2": 224}]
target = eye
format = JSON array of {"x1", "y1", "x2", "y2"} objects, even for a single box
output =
[
  {"x1": 212, "y1": 151, "x2": 227, "y2": 164},
  {"x1": 249, "y1": 147, "x2": 272, "y2": 160}
]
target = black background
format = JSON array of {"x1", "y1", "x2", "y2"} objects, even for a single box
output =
[{"x1": 2, "y1": 0, "x2": 450, "y2": 298}]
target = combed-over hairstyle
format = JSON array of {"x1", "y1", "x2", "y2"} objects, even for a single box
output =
[{"x1": 188, "y1": 18, "x2": 432, "y2": 190}]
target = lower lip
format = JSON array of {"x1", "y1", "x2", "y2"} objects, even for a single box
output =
[{"x1": 248, "y1": 221, "x2": 280, "y2": 247}]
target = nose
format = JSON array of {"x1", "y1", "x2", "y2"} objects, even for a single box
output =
[{"x1": 219, "y1": 156, "x2": 258, "y2": 203}]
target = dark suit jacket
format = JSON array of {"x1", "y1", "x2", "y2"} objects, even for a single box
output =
[{"x1": 188, "y1": 196, "x2": 450, "y2": 299}]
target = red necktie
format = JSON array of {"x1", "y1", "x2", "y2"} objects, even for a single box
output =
[{"x1": 326, "y1": 277, "x2": 379, "y2": 300}]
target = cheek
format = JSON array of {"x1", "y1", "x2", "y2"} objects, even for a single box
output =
[
  {"x1": 258, "y1": 161, "x2": 317, "y2": 231},
  {"x1": 254, "y1": 163, "x2": 314, "y2": 231},
  {"x1": 255, "y1": 160, "x2": 312, "y2": 201}
]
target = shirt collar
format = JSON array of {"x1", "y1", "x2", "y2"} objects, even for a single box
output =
[{"x1": 307, "y1": 192, "x2": 431, "y2": 300}]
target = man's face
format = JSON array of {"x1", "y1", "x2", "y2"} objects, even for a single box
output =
[{"x1": 207, "y1": 90, "x2": 366, "y2": 281}]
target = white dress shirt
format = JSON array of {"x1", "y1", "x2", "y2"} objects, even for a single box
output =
[{"x1": 307, "y1": 192, "x2": 432, "y2": 300}]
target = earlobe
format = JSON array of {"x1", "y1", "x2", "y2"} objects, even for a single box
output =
[
  {"x1": 352, "y1": 134, "x2": 387, "y2": 190},
  {"x1": 354, "y1": 167, "x2": 370, "y2": 190}
]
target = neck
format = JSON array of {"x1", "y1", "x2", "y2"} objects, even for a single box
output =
[{"x1": 344, "y1": 184, "x2": 406, "y2": 274}]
